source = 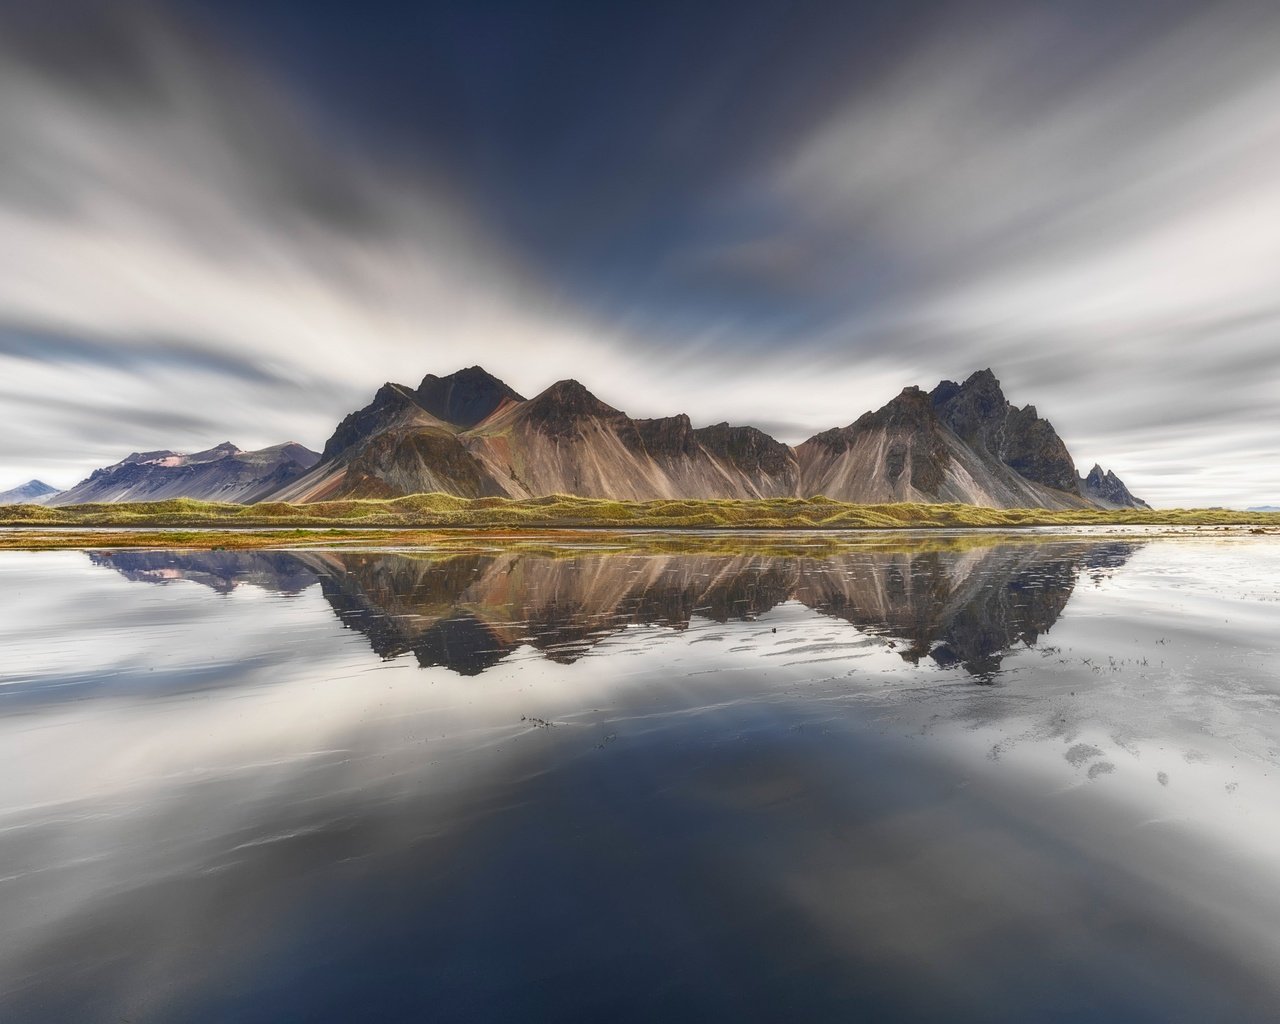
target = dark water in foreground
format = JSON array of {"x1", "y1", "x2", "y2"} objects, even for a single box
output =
[{"x1": 1, "y1": 535, "x2": 1279, "y2": 1022}]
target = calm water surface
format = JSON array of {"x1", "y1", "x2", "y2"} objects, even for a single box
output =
[{"x1": 1, "y1": 534, "x2": 1279, "y2": 1022}]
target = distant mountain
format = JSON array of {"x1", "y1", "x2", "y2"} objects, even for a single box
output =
[
  {"x1": 1248, "y1": 505, "x2": 1280, "y2": 513},
  {"x1": 265, "y1": 365, "x2": 1147, "y2": 509},
  {"x1": 52, "y1": 442, "x2": 320, "y2": 505},
  {"x1": 0, "y1": 479, "x2": 59, "y2": 505}
]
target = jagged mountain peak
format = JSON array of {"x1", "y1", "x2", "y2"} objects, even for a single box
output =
[
  {"x1": 803, "y1": 387, "x2": 940, "y2": 457},
  {"x1": 930, "y1": 367, "x2": 1002, "y2": 404},
  {"x1": 930, "y1": 369, "x2": 1007, "y2": 423},
  {"x1": 415, "y1": 366, "x2": 525, "y2": 428},
  {"x1": 929, "y1": 369, "x2": 1078, "y2": 494},
  {"x1": 869, "y1": 385, "x2": 936, "y2": 420},
  {"x1": 539, "y1": 378, "x2": 599, "y2": 400},
  {"x1": 845, "y1": 386, "x2": 939, "y2": 434},
  {"x1": 1080, "y1": 463, "x2": 1150, "y2": 510},
  {"x1": 1085, "y1": 464, "x2": 1126, "y2": 490},
  {"x1": 526, "y1": 379, "x2": 624, "y2": 418},
  {"x1": 319, "y1": 382, "x2": 430, "y2": 463},
  {"x1": 965, "y1": 367, "x2": 1001, "y2": 388}
]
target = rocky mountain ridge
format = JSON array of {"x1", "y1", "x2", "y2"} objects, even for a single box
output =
[{"x1": 270, "y1": 365, "x2": 1145, "y2": 509}]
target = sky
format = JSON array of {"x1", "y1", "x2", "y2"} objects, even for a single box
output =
[{"x1": 1, "y1": 0, "x2": 1278, "y2": 507}]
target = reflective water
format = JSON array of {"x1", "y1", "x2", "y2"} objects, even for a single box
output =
[{"x1": 2, "y1": 535, "x2": 1279, "y2": 1022}]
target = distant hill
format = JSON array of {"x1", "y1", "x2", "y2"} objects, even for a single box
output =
[
  {"x1": 1248, "y1": 505, "x2": 1280, "y2": 513},
  {"x1": 52, "y1": 442, "x2": 319, "y2": 505},
  {"x1": 0, "y1": 479, "x2": 59, "y2": 505},
  {"x1": 266, "y1": 365, "x2": 1147, "y2": 510}
]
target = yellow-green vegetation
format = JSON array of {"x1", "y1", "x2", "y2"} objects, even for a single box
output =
[{"x1": 2, "y1": 493, "x2": 1279, "y2": 533}]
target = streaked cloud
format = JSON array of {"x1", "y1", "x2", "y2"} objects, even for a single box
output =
[{"x1": 0, "y1": 1, "x2": 1276, "y2": 506}]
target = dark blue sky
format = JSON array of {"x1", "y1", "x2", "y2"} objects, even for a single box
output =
[
  {"x1": 0, "y1": 0, "x2": 1277, "y2": 505},
  {"x1": 175, "y1": 0, "x2": 922, "y2": 331}
]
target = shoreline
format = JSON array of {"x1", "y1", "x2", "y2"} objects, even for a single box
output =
[{"x1": 1, "y1": 522, "x2": 1275, "y2": 552}]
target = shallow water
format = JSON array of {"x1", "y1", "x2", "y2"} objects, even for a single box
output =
[{"x1": 1, "y1": 535, "x2": 1279, "y2": 1022}]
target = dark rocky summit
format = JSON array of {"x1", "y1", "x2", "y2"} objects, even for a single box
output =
[
  {"x1": 321, "y1": 383, "x2": 425, "y2": 462},
  {"x1": 1081, "y1": 464, "x2": 1152, "y2": 509},
  {"x1": 930, "y1": 369, "x2": 1079, "y2": 493},
  {"x1": 414, "y1": 365, "x2": 525, "y2": 428},
  {"x1": 516, "y1": 378, "x2": 629, "y2": 438}
]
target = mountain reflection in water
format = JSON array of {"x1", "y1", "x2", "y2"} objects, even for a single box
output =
[
  {"x1": 6, "y1": 535, "x2": 1280, "y2": 1023},
  {"x1": 91, "y1": 540, "x2": 1139, "y2": 678}
]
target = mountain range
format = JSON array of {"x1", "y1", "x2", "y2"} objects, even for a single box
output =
[
  {"x1": 269, "y1": 365, "x2": 1148, "y2": 509},
  {"x1": 48, "y1": 442, "x2": 319, "y2": 505},
  {"x1": 8, "y1": 366, "x2": 1148, "y2": 509}
]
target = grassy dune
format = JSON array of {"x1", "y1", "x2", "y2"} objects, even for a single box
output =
[{"x1": 2, "y1": 493, "x2": 1278, "y2": 532}]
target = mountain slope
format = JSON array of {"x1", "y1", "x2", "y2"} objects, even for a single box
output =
[
  {"x1": 272, "y1": 380, "x2": 509, "y2": 502},
  {"x1": 794, "y1": 385, "x2": 1093, "y2": 509},
  {"x1": 462, "y1": 380, "x2": 800, "y2": 500},
  {"x1": 0, "y1": 480, "x2": 59, "y2": 505},
  {"x1": 52, "y1": 442, "x2": 320, "y2": 505}
]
